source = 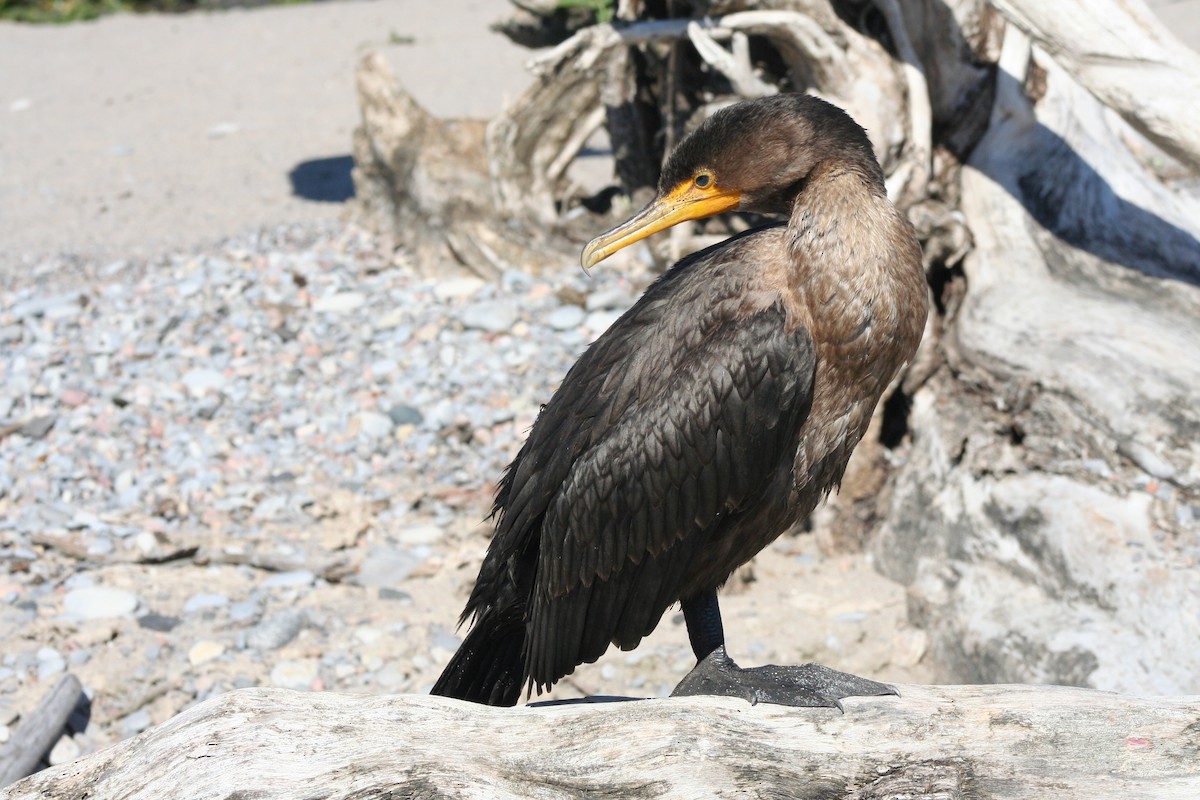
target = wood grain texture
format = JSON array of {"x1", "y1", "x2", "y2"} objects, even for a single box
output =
[{"x1": 1, "y1": 686, "x2": 1197, "y2": 799}]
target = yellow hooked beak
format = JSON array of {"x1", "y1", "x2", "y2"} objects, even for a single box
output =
[{"x1": 580, "y1": 180, "x2": 741, "y2": 272}]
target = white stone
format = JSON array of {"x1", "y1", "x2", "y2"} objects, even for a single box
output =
[
  {"x1": 262, "y1": 570, "x2": 315, "y2": 589},
  {"x1": 546, "y1": 305, "x2": 585, "y2": 331},
  {"x1": 63, "y1": 587, "x2": 138, "y2": 619},
  {"x1": 356, "y1": 411, "x2": 395, "y2": 440},
  {"x1": 460, "y1": 302, "x2": 517, "y2": 333},
  {"x1": 354, "y1": 627, "x2": 384, "y2": 646},
  {"x1": 182, "y1": 367, "x2": 227, "y2": 396},
  {"x1": 313, "y1": 291, "x2": 367, "y2": 313},
  {"x1": 188, "y1": 640, "x2": 226, "y2": 666},
  {"x1": 433, "y1": 277, "x2": 485, "y2": 300},
  {"x1": 395, "y1": 524, "x2": 443, "y2": 546},
  {"x1": 271, "y1": 658, "x2": 319, "y2": 690},
  {"x1": 47, "y1": 734, "x2": 81, "y2": 766}
]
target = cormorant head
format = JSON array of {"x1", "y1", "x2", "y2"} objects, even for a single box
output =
[{"x1": 581, "y1": 94, "x2": 883, "y2": 271}]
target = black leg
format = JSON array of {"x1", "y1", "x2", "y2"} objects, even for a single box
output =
[
  {"x1": 673, "y1": 589, "x2": 898, "y2": 710},
  {"x1": 681, "y1": 590, "x2": 725, "y2": 661}
]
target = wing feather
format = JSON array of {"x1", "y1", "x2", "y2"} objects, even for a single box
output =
[{"x1": 524, "y1": 303, "x2": 815, "y2": 688}]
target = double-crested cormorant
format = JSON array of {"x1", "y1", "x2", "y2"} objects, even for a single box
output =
[{"x1": 432, "y1": 93, "x2": 928, "y2": 707}]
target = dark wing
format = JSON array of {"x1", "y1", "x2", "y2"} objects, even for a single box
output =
[{"x1": 523, "y1": 302, "x2": 815, "y2": 691}]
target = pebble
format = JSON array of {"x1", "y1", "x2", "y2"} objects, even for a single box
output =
[
  {"x1": 138, "y1": 613, "x2": 180, "y2": 632},
  {"x1": 48, "y1": 734, "x2": 82, "y2": 766},
  {"x1": 183, "y1": 593, "x2": 229, "y2": 614},
  {"x1": 262, "y1": 570, "x2": 315, "y2": 589},
  {"x1": 36, "y1": 647, "x2": 66, "y2": 681},
  {"x1": 354, "y1": 411, "x2": 395, "y2": 440},
  {"x1": 63, "y1": 587, "x2": 138, "y2": 619},
  {"x1": 120, "y1": 709, "x2": 152, "y2": 738},
  {"x1": 271, "y1": 658, "x2": 319, "y2": 690},
  {"x1": 313, "y1": 291, "x2": 366, "y2": 313},
  {"x1": 181, "y1": 367, "x2": 226, "y2": 396},
  {"x1": 395, "y1": 524, "x2": 443, "y2": 546},
  {"x1": 188, "y1": 640, "x2": 226, "y2": 666},
  {"x1": 545, "y1": 304, "x2": 585, "y2": 331},
  {"x1": 372, "y1": 663, "x2": 409, "y2": 692},
  {"x1": 460, "y1": 301, "x2": 518, "y2": 333},
  {"x1": 246, "y1": 609, "x2": 305, "y2": 651}
]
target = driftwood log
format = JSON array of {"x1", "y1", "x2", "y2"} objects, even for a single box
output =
[
  {"x1": 1, "y1": 686, "x2": 1197, "y2": 799},
  {"x1": 0, "y1": 675, "x2": 83, "y2": 790},
  {"x1": 351, "y1": 0, "x2": 1200, "y2": 695}
]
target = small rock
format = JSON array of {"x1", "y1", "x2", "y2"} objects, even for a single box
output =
[
  {"x1": 460, "y1": 301, "x2": 517, "y2": 333},
  {"x1": 354, "y1": 627, "x2": 384, "y2": 646},
  {"x1": 63, "y1": 587, "x2": 138, "y2": 619},
  {"x1": 188, "y1": 640, "x2": 226, "y2": 666},
  {"x1": 585, "y1": 287, "x2": 634, "y2": 311},
  {"x1": 85, "y1": 538, "x2": 114, "y2": 557},
  {"x1": 251, "y1": 494, "x2": 288, "y2": 521},
  {"x1": 246, "y1": 609, "x2": 305, "y2": 651},
  {"x1": 387, "y1": 405, "x2": 423, "y2": 426},
  {"x1": 0, "y1": 724, "x2": 9, "y2": 744},
  {"x1": 355, "y1": 411, "x2": 394, "y2": 440},
  {"x1": 373, "y1": 662, "x2": 410, "y2": 692},
  {"x1": 182, "y1": 368, "x2": 226, "y2": 397},
  {"x1": 19, "y1": 415, "x2": 56, "y2": 439},
  {"x1": 355, "y1": 547, "x2": 428, "y2": 587},
  {"x1": 183, "y1": 593, "x2": 229, "y2": 614},
  {"x1": 36, "y1": 648, "x2": 66, "y2": 681},
  {"x1": 60, "y1": 388, "x2": 89, "y2": 407},
  {"x1": 120, "y1": 709, "x2": 152, "y2": 738},
  {"x1": 270, "y1": 658, "x2": 319, "y2": 690},
  {"x1": 433, "y1": 277, "x2": 485, "y2": 300},
  {"x1": 546, "y1": 305, "x2": 585, "y2": 331},
  {"x1": 262, "y1": 570, "x2": 315, "y2": 589},
  {"x1": 228, "y1": 601, "x2": 260, "y2": 624},
  {"x1": 378, "y1": 588, "x2": 413, "y2": 603},
  {"x1": 313, "y1": 292, "x2": 366, "y2": 313},
  {"x1": 138, "y1": 613, "x2": 180, "y2": 632},
  {"x1": 48, "y1": 734, "x2": 81, "y2": 766},
  {"x1": 395, "y1": 524, "x2": 443, "y2": 546}
]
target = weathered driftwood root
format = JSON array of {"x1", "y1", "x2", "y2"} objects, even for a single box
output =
[
  {"x1": 867, "y1": 0, "x2": 1200, "y2": 695},
  {"x1": 0, "y1": 675, "x2": 83, "y2": 790},
  {"x1": 351, "y1": 52, "x2": 585, "y2": 279},
  {"x1": 2, "y1": 686, "x2": 1198, "y2": 799}
]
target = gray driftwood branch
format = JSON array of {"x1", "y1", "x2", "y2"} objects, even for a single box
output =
[{"x1": 1, "y1": 685, "x2": 1197, "y2": 799}]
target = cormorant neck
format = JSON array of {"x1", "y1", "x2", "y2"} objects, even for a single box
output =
[{"x1": 784, "y1": 157, "x2": 904, "y2": 277}]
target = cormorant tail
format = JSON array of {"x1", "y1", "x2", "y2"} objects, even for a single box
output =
[{"x1": 430, "y1": 612, "x2": 526, "y2": 706}]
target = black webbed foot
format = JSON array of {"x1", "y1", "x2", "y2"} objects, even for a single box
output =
[{"x1": 670, "y1": 646, "x2": 898, "y2": 710}]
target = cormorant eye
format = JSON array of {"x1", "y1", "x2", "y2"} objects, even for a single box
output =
[{"x1": 694, "y1": 173, "x2": 713, "y2": 189}]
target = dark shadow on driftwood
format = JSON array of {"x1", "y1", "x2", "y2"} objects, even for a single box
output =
[
  {"x1": 529, "y1": 694, "x2": 645, "y2": 707},
  {"x1": 978, "y1": 72, "x2": 1200, "y2": 286},
  {"x1": 288, "y1": 156, "x2": 356, "y2": 203}
]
